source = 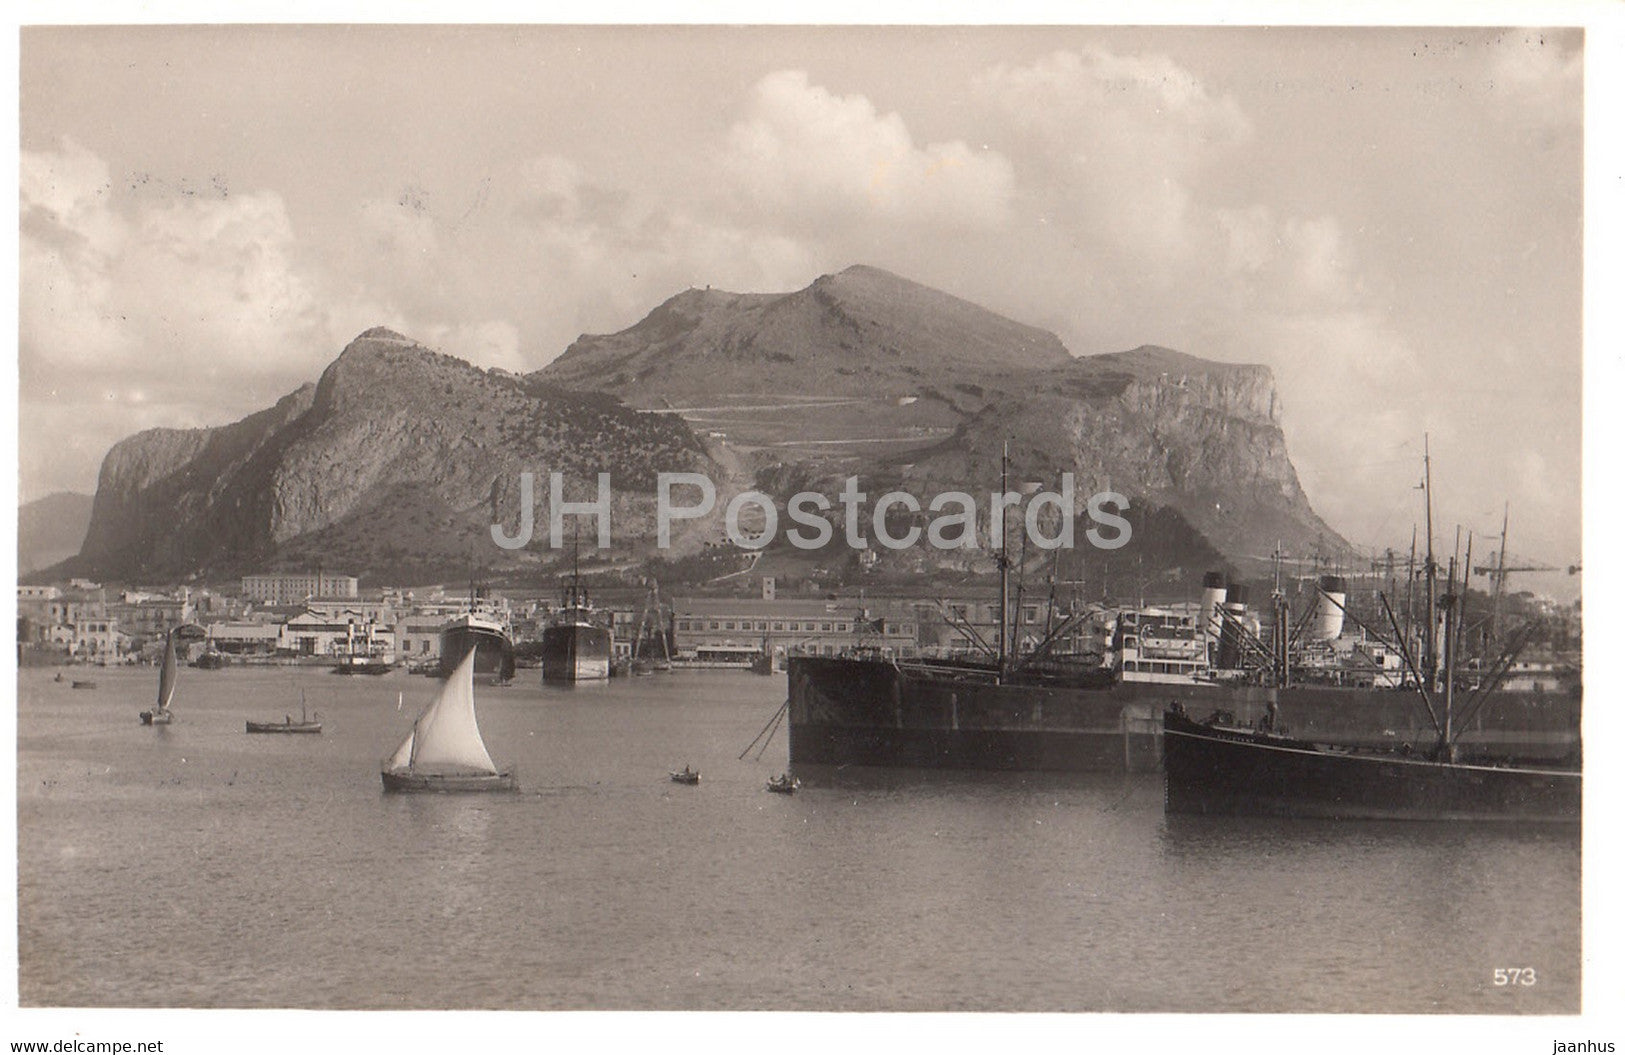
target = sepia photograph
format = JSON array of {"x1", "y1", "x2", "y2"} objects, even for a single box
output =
[{"x1": 9, "y1": 5, "x2": 1621, "y2": 1051}]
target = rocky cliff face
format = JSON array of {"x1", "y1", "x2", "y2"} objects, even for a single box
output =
[
  {"x1": 73, "y1": 328, "x2": 717, "y2": 582},
  {"x1": 910, "y1": 348, "x2": 1343, "y2": 568},
  {"x1": 538, "y1": 269, "x2": 1352, "y2": 581},
  {"x1": 79, "y1": 383, "x2": 319, "y2": 574}
]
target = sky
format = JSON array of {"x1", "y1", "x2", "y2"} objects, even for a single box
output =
[{"x1": 16, "y1": 19, "x2": 1591, "y2": 591}]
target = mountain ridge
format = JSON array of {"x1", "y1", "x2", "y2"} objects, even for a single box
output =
[{"x1": 55, "y1": 265, "x2": 1352, "y2": 587}]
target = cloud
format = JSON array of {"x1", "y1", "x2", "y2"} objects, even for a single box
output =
[
  {"x1": 322, "y1": 153, "x2": 822, "y2": 370},
  {"x1": 977, "y1": 47, "x2": 1251, "y2": 262},
  {"x1": 20, "y1": 139, "x2": 379, "y2": 496},
  {"x1": 21, "y1": 139, "x2": 333, "y2": 402},
  {"x1": 1487, "y1": 30, "x2": 1583, "y2": 120},
  {"x1": 722, "y1": 70, "x2": 1015, "y2": 230}
]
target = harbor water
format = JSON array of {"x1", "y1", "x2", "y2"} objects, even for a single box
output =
[{"x1": 17, "y1": 666, "x2": 1579, "y2": 1013}]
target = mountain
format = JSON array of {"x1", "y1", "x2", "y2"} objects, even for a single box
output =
[
  {"x1": 543, "y1": 263, "x2": 1072, "y2": 403},
  {"x1": 61, "y1": 268, "x2": 1354, "y2": 591},
  {"x1": 917, "y1": 346, "x2": 1343, "y2": 565},
  {"x1": 537, "y1": 266, "x2": 1355, "y2": 585},
  {"x1": 18, "y1": 492, "x2": 94, "y2": 574},
  {"x1": 68, "y1": 328, "x2": 721, "y2": 583}
]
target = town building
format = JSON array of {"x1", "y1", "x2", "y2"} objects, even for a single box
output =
[
  {"x1": 396, "y1": 618, "x2": 448, "y2": 661},
  {"x1": 671, "y1": 597, "x2": 919, "y2": 661},
  {"x1": 204, "y1": 621, "x2": 283, "y2": 656},
  {"x1": 241, "y1": 571, "x2": 360, "y2": 604},
  {"x1": 278, "y1": 608, "x2": 389, "y2": 657}
]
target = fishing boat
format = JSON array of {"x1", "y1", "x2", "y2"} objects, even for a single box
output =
[
  {"x1": 669, "y1": 765, "x2": 701, "y2": 785},
  {"x1": 139, "y1": 630, "x2": 182, "y2": 725},
  {"x1": 71, "y1": 679, "x2": 97, "y2": 690},
  {"x1": 766, "y1": 773, "x2": 800, "y2": 794},
  {"x1": 381, "y1": 649, "x2": 515, "y2": 792},
  {"x1": 247, "y1": 691, "x2": 323, "y2": 734}
]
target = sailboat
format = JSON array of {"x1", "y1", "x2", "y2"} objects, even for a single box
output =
[
  {"x1": 381, "y1": 649, "x2": 515, "y2": 792},
  {"x1": 139, "y1": 630, "x2": 180, "y2": 725}
]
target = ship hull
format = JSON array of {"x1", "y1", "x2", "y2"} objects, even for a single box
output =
[
  {"x1": 541, "y1": 624, "x2": 613, "y2": 682},
  {"x1": 246, "y1": 721, "x2": 323, "y2": 734},
  {"x1": 334, "y1": 659, "x2": 392, "y2": 675},
  {"x1": 786, "y1": 656, "x2": 1580, "y2": 774},
  {"x1": 380, "y1": 768, "x2": 516, "y2": 793},
  {"x1": 439, "y1": 622, "x2": 516, "y2": 681},
  {"x1": 1161, "y1": 710, "x2": 1580, "y2": 823}
]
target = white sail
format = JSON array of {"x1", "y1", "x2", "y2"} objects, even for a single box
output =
[
  {"x1": 385, "y1": 729, "x2": 415, "y2": 772},
  {"x1": 156, "y1": 632, "x2": 178, "y2": 711},
  {"x1": 408, "y1": 649, "x2": 498, "y2": 774}
]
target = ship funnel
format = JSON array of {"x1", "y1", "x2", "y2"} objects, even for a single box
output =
[
  {"x1": 1310, "y1": 574, "x2": 1347, "y2": 642},
  {"x1": 1199, "y1": 572, "x2": 1226, "y2": 658},
  {"x1": 1217, "y1": 582, "x2": 1250, "y2": 669}
]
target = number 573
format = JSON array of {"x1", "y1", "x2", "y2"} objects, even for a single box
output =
[{"x1": 1493, "y1": 967, "x2": 1537, "y2": 986}]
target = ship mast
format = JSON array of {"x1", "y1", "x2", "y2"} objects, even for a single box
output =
[
  {"x1": 997, "y1": 440, "x2": 1010, "y2": 682},
  {"x1": 1423, "y1": 435, "x2": 1438, "y2": 691},
  {"x1": 1489, "y1": 503, "x2": 1510, "y2": 647},
  {"x1": 1439, "y1": 553, "x2": 1458, "y2": 761},
  {"x1": 1271, "y1": 542, "x2": 1290, "y2": 688},
  {"x1": 1403, "y1": 525, "x2": 1417, "y2": 675}
]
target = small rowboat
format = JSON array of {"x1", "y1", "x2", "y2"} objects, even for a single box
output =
[
  {"x1": 670, "y1": 766, "x2": 701, "y2": 785},
  {"x1": 766, "y1": 773, "x2": 800, "y2": 794}
]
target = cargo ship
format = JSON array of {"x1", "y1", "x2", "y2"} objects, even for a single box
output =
[
  {"x1": 787, "y1": 579, "x2": 1577, "y2": 774},
  {"x1": 438, "y1": 612, "x2": 516, "y2": 682},
  {"x1": 1161, "y1": 555, "x2": 1580, "y2": 822},
  {"x1": 541, "y1": 579, "x2": 612, "y2": 682},
  {"x1": 1160, "y1": 706, "x2": 1579, "y2": 822},
  {"x1": 787, "y1": 444, "x2": 1580, "y2": 776}
]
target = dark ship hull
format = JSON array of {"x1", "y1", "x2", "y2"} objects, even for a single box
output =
[
  {"x1": 438, "y1": 618, "x2": 516, "y2": 682},
  {"x1": 541, "y1": 623, "x2": 613, "y2": 682},
  {"x1": 1161, "y1": 708, "x2": 1580, "y2": 822},
  {"x1": 786, "y1": 655, "x2": 1579, "y2": 774}
]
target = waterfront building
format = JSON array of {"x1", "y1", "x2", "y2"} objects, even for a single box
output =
[
  {"x1": 395, "y1": 618, "x2": 447, "y2": 661},
  {"x1": 671, "y1": 597, "x2": 919, "y2": 661},
  {"x1": 203, "y1": 621, "x2": 282, "y2": 656},
  {"x1": 73, "y1": 617, "x2": 128, "y2": 660},
  {"x1": 279, "y1": 609, "x2": 388, "y2": 657}
]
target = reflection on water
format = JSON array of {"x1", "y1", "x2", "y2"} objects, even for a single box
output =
[{"x1": 17, "y1": 666, "x2": 1579, "y2": 1012}]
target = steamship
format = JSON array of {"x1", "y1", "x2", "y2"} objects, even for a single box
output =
[
  {"x1": 1162, "y1": 559, "x2": 1580, "y2": 822},
  {"x1": 439, "y1": 611, "x2": 517, "y2": 682},
  {"x1": 541, "y1": 580, "x2": 613, "y2": 683},
  {"x1": 788, "y1": 445, "x2": 1579, "y2": 777},
  {"x1": 788, "y1": 571, "x2": 1577, "y2": 774}
]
